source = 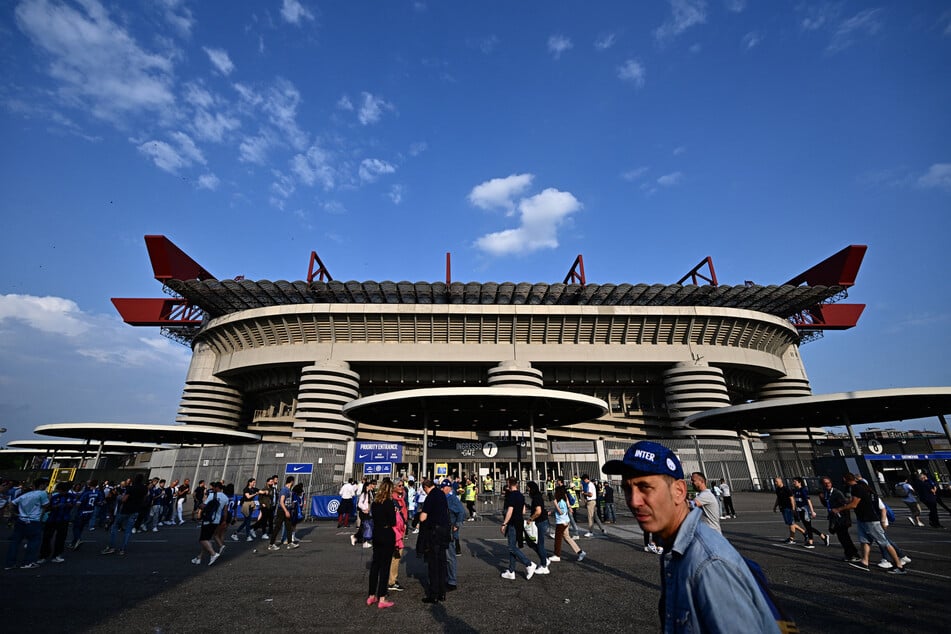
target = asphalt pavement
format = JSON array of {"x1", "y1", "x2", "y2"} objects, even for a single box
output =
[{"x1": 2, "y1": 493, "x2": 949, "y2": 633}]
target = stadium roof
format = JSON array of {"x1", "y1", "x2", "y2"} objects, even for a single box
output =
[
  {"x1": 166, "y1": 279, "x2": 844, "y2": 320},
  {"x1": 685, "y1": 387, "x2": 951, "y2": 431},
  {"x1": 34, "y1": 423, "x2": 261, "y2": 445},
  {"x1": 342, "y1": 386, "x2": 608, "y2": 431}
]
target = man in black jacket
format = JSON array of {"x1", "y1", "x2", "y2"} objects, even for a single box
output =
[
  {"x1": 818, "y1": 476, "x2": 860, "y2": 562},
  {"x1": 418, "y1": 479, "x2": 450, "y2": 604}
]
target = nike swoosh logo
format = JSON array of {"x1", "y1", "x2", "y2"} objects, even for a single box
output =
[
  {"x1": 292, "y1": 466, "x2": 305, "y2": 471},
  {"x1": 358, "y1": 454, "x2": 369, "y2": 459}
]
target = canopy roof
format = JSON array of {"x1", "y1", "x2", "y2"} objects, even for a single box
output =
[
  {"x1": 33, "y1": 423, "x2": 261, "y2": 446},
  {"x1": 342, "y1": 386, "x2": 608, "y2": 431},
  {"x1": 686, "y1": 387, "x2": 951, "y2": 431},
  {"x1": 166, "y1": 278, "x2": 843, "y2": 320}
]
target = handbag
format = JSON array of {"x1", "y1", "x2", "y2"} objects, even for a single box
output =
[
  {"x1": 828, "y1": 512, "x2": 850, "y2": 533},
  {"x1": 524, "y1": 520, "x2": 538, "y2": 544}
]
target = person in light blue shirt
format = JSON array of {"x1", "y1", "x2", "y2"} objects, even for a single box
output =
[
  {"x1": 603, "y1": 442, "x2": 780, "y2": 634},
  {"x1": 441, "y1": 479, "x2": 466, "y2": 591},
  {"x1": 4, "y1": 478, "x2": 50, "y2": 570}
]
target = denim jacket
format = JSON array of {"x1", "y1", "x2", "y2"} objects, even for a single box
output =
[{"x1": 660, "y1": 507, "x2": 779, "y2": 633}]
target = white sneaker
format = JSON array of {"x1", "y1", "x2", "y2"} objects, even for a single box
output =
[
  {"x1": 917, "y1": 521, "x2": 926, "y2": 527},
  {"x1": 152, "y1": 527, "x2": 158, "y2": 532},
  {"x1": 247, "y1": 535, "x2": 254, "y2": 542},
  {"x1": 267, "y1": 544, "x2": 281, "y2": 551},
  {"x1": 286, "y1": 542, "x2": 300, "y2": 549},
  {"x1": 548, "y1": 555, "x2": 561, "y2": 562},
  {"x1": 362, "y1": 542, "x2": 372, "y2": 549},
  {"x1": 501, "y1": 570, "x2": 516, "y2": 580},
  {"x1": 412, "y1": 528, "x2": 419, "y2": 534},
  {"x1": 208, "y1": 553, "x2": 220, "y2": 566},
  {"x1": 907, "y1": 517, "x2": 917, "y2": 526},
  {"x1": 526, "y1": 562, "x2": 537, "y2": 580},
  {"x1": 535, "y1": 566, "x2": 550, "y2": 575},
  {"x1": 877, "y1": 559, "x2": 893, "y2": 569},
  {"x1": 261, "y1": 534, "x2": 269, "y2": 540},
  {"x1": 231, "y1": 534, "x2": 239, "y2": 541},
  {"x1": 350, "y1": 535, "x2": 357, "y2": 546},
  {"x1": 250, "y1": 530, "x2": 257, "y2": 539},
  {"x1": 900, "y1": 556, "x2": 912, "y2": 565},
  {"x1": 583, "y1": 532, "x2": 593, "y2": 538},
  {"x1": 191, "y1": 557, "x2": 202, "y2": 565},
  {"x1": 51, "y1": 556, "x2": 65, "y2": 563},
  {"x1": 578, "y1": 551, "x2": 586, "y2": 562}
]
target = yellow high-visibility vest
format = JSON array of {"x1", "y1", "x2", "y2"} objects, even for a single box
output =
[{"x1": 465, "y1": 483, "x2": 477, "y2": 502}]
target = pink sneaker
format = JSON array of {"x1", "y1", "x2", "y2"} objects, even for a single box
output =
[
  {"x1": 366, "y1": 595, "x2": 377, "y2": 606},
  {"x1": 377, "y1": 599, "x2": 395, "y2": 609}
]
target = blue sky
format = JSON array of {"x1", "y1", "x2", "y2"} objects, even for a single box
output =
[{"x1": 1, "y1": 1, "x2": 949, "y2": 443}]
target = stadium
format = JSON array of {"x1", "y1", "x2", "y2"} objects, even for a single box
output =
[{"x1": 85, "y1": 236, "x2": 892, "y2": 490}]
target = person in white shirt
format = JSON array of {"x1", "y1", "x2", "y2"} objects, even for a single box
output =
[
  {"x1": 580, "y1": 474, "x2": 606, "y2": 537},
  {"x1": 690, "y1": 472, "x2": 722, "y2": 534}
]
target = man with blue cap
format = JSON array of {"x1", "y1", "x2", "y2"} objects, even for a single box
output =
[{"x1": 602, "y1": 441, "x2": 780, "y2": 633}]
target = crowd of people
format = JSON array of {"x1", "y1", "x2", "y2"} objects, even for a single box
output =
[{"x1": 4, "y1": 454, "x2": 950, "y2": 630}]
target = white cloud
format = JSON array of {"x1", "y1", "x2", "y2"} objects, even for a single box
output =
[
  {"x1": 800, "y1": 4, "x2": 837, "y2": 31},
  {"x1": 673, "y1": 146, "x2": 686, "y2": 156},
  {"x1": 742, "y1": 31, "x2": 762, "y2": 50},
  {"x1": 655, "y1": 0, "x2": 707, "y2": 41},
  {"x1": 828, "y1": 9, "x2": 883, "y2": 53},
  {"x1": 918, "y1": 163, "x2": 951, "y2": 191},
  {"x1": 594, "y1": 33, "x2": 616, "y2": 50},
  {"x1": 203, "y1": 47, "x2": 235, "y2": 75},
  {"x1": 547, "y1": 35, "x2": 573, "y2": 59},
  {"x1": 136, "y1": 131, "x2": 205, "y2": 173},
  {"x1": 617, "y1": 59, "x2": 646, "y2": 87},
  {"x1": 281, "y1": 0, "x2": 314, "y2": 24},
  {"x1": 262, "y1": 78, "x2": 308, "y2": 150},
  {"x1": 389, "y1": 184, "x2": 404, "y2": 205},
  {"x1": 358, "y1": 92, "x2": 392, "y2": 126},
  {"x1": 158, "y1": 0, "x2": 194, "y2": 37},
  {"x1": 474, "y1": 188, "x2": 582, "y2": 257},
  {"x1": 409, "y1": 141, "x2": 428, "y2": 156},
  {"x1": 270, "y1": 170, "x2": 296, "y2": 199},
  {"x1": 191, "y1": 108, "x2": 241, "y2": 143},
  {"x1": 197, "y1": 173, "x2": 220, "y2": 190},
  {"x1": 476, "y1": 35, "x2": 499, "y2": 54},
  {"x1": 291, "y1": 144, "x2": 336, "y2": 189},
  {"x1": 238, "y1": 132, "x2": 273, "y2": 164},
  {"x1": 337, "y1": 95, "x2": 354, "y2": 111},
  {"x1": 622, "y1": 167, "x2": 649, "y2": 181},
  {"x1": 725, "y1": 0, "x2": 746, "y2": 13},
  {"x1": 468, "y1": 173, "x2": 535, "y2": 215},
  {"x1": 657, "y1": 171, "x2": 684, "y2": 186},
  {"x1": 14, "y1": 0, "x2": 176, "y2": 121},
  {"x1": 0, "y1": 294, "x2": 89, "y2": 337},
  {"x1": 322, "y1": 201, "x2": 346, "y2": 215},
  {"x1": 359, "y1": 158, "x2": 396, "y2": 182}
]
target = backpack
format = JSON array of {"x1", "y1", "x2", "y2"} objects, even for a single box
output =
[
  {"x1": 893, "y1": 482, "x2": 909, "y2": 498},
  {"x1": 744, "y1": 557, "x2": 800, "y2": 634},
  {"x1": 202, "y1": 494, "x2": 220, "y2": 524}
]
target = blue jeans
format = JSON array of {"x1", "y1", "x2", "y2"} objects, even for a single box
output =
[
  {"x1": 531, "y1": 519, "x2": 550, "y2": 566},
  {"x1": 109, "y1": 512, "x2": 135, "y2": 550},
  {"x1": 447, "y1": 532, "x2": 458, "y2": 585},
  {"x1": 604, "y1": 503, "x2": 617, "y2": 522},
  {"x1": 506, "y1": 524, "x2": 532, "y2": 572},
  {"x1": 6, "y1": 519, "x2": 43, "y2": 567}
]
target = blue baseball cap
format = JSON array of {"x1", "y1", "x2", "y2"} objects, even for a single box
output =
[
  {"x1": 439, "y1": 479, "x2": 453, "y2": 488},
  {"x1": 601, "y1": 441, "x2": 684, "y2": 480}
]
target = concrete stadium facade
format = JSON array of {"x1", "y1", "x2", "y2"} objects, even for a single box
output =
[{"x1": 150, "y1": 292, "x2": 822, "y2": 491}]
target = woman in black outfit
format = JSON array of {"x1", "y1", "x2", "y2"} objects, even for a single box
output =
[{"x1": 366, "y1": 479, "x2": 397, "y2": 609}]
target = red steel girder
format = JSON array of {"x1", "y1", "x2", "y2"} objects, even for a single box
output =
[
  {"x1": 307, "y1": 251, "x2": 333, "y2": 283},
  {"x1": 563, "y1": 254, "x2": 586, "y2": 285},
  {"x1": 784, "y1": 245, "x2": 867, "y2": 287},
  {"x1": 790, "y1": 303, "x2": 865, "y2": 331},
  {"x1": 111, "y1": 298, "x2": 203, "y2": 326},
  {"x1": 145, "y1": 235, "x2": 215, "y2": 282},
  {"x1": 676, "y1": 256, "x2": 719, "y2": 286}
]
